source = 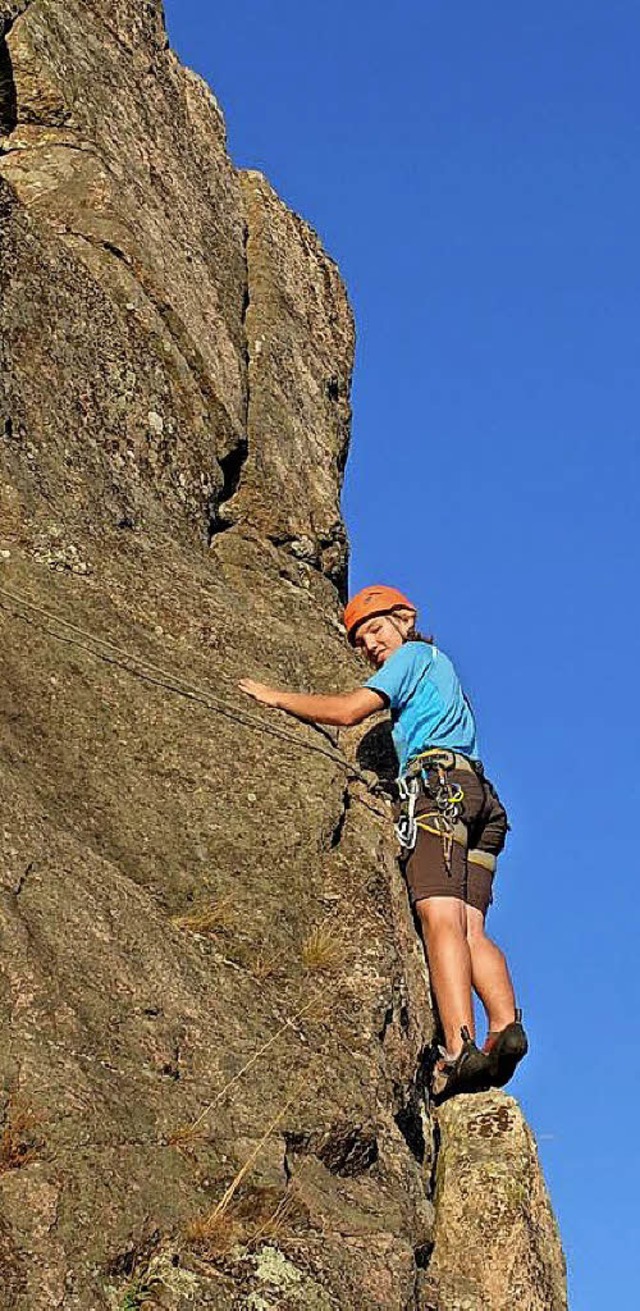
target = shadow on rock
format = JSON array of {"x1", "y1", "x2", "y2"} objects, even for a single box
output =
[{"x1": 356, "y1": 721, "x2": 398, "y2": 793}]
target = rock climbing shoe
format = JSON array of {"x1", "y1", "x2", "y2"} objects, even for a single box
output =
[
  {"x1": 431, "y1": 1027, "x2": 491, "y2": 1105},
  {"x1": 484, "y1": 1009, "x2": 528, "y2": 1088}
]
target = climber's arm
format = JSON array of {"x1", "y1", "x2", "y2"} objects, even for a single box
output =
[{"x1": 239, "y1": 679, "x2": 385, "y2": 727}]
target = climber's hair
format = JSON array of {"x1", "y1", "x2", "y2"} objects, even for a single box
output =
[
  {"x1": 406, "y1": 626, "x2": 435, "y2": 645},
  {"x1": 391, "y1": 606, "x2": 434, "y2": 645}
]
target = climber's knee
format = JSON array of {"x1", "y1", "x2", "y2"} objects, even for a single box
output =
[
  {"x1": 415, "y1": 894, "x2": 467, "y2": 936},
  {"x1": 465, "y1": 903, "x2": 488, "y2": 943}
]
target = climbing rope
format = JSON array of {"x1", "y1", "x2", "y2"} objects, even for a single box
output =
[{"x1": 0, "y1": 583, "x2": 388, "y2": 816}]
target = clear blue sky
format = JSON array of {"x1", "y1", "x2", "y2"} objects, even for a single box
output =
[{"x1": 166, "y1": 4, "x2": 640, "y2": 1305}]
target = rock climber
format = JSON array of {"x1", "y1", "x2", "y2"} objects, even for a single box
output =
[{"x1": 239, "y1": 585, "x2": 527, "y2": 1101}]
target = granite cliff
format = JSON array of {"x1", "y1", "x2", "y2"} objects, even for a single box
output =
[{"x1": 0, "y1": 3, "x2": 567, "y2": 1307}]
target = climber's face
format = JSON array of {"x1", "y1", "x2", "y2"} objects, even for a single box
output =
[{"x1": 354, "y1": 613, "x2": 406, "y2": 668}]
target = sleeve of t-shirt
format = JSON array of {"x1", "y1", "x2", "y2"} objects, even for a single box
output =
[{"x1": 365, "y1": 644, "x2": 430, "y2": 710}]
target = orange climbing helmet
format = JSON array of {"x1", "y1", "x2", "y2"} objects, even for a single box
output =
[{"x1": 343, "y1": 585, "x2": 417, "y2": 645}]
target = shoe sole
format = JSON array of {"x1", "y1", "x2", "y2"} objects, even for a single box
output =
[
  {"x1": 489, "y1": 1025, "x2": 528, "y2": 1088},
  {"x1": 432, "y1": 1050, "x2": 491, "y2": 1104}
]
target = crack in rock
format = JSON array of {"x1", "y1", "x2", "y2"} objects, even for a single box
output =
[
  {"x1": 0, "y1": 18, "x2": 17, "y2": 137},
  {"x1": 285, "y1": 1123, "x2": 379, "y2": 1179}
]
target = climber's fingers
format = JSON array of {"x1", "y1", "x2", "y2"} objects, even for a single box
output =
[{"x1": 238, "y1": 678, "x2": 280, "y2": 707}]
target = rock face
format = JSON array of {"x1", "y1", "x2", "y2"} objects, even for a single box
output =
[
  {"x1": 423, "y1": 1096, "x2": 567, "y2": 1310},
  {"x1": 0, "y1": 2, "x2": 566, "y2": 1307}
]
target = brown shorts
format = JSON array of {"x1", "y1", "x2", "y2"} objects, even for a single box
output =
[{"x1": 400, "y1": 761, "x2": 508, "y2": 917}]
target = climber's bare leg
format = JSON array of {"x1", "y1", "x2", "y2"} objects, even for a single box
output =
[
  {"x1": 465, "y1": 905, "x2": 516, "y2": 1033},
  {"x1": 415, "y1": 896, "x2": 474, "y2": 1055}
]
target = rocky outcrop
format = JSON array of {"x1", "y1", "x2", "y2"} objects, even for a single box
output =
[
  {"x1": 422, "y1": 1095, "x2": 566, "y2": 1310},
  {"x1": 0, "y1": 2, "x2": 566, "y2": 1307}
]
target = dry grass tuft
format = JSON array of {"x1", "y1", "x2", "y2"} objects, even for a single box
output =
[
  {"x1": 0, "y1": 1107, "x2": 44, "y2": 1175},
  {"x1": 186, "y1": 1186, "x2": 305, "y2": 1261},
  {"x1": 248, "y1": 1189, "x2": 304, "y2": 1249},
  {"x1": 184, "y1": 1205, "x2": 245, "y2": 1260},
  {"x1": 165, "y1": 1122, "x2": 208, "y2": 1152},
  {"x1": 171, "y1": 895, "x2": 233, "y2": 937},
  {"x1": 249, "y1": 947, "x2": 285, "y2": 982},
  {"x1": 184, "y1": 1074, "x2": 311, "y2": 1262},
  {"x1": 302, "y1": 923, "x2": 347, "y2": 973}
]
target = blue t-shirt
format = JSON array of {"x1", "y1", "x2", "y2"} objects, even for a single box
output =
[{"x1": 365, "y1": 642, "x2": 478, "y2": 775}]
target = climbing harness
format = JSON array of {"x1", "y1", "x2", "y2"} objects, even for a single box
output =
[{"x1": 395, "y1": 748, "x2": 469, "y2": 872}]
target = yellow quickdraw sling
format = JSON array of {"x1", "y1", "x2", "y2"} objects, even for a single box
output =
[{"x1": 395, "y1": 748, "x2": 469, "y2": 873}]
